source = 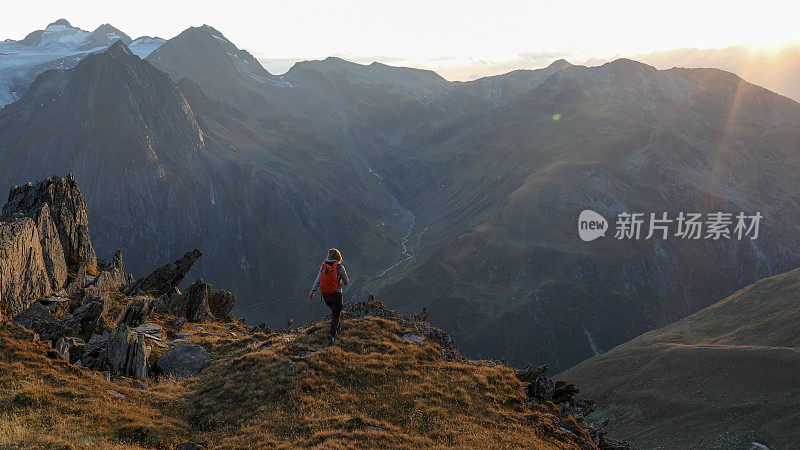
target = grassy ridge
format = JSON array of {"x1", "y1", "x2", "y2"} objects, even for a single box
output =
[{"x1": 0, "y1": 314, "x2": 593, "y2": 448}]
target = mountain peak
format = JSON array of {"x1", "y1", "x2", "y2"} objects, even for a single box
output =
[
  {"x1": 105, "y1": 39, "x2": 133, "y2": 57},
  {"x1": 87, "y1": 23, "x2": 132, "y2": 47},
  {"x1": 603, "y1": 57, "x2": 656, "y2": 72},
  {"x1": 547, "y1": 58, "x2": 573, "y2": 70},
  {"x1": 48, "y1": 18, "x2": 73, "y2": 28}
]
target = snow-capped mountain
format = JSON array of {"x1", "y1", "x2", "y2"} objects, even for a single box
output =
[
  {"x1": 0, "y1": 19, "x2": 164, "y2": 107},
  {"x1": 129, "y1": 36, "x2": 166, "y2": 58}
]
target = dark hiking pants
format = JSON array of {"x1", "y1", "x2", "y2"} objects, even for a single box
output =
[{"x1": 322, "y1": 291, "x2": 343, "y2": 337}]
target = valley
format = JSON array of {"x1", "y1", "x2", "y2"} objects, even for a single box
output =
[{"x1": 3, "y1": 20, "x2": 800, "y2": 375}]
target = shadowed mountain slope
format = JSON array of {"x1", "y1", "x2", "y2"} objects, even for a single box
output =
[
  {"x1": 0, "y1": 41, "x2": 401, "y2": 326},
  {"x1": 558, "y1": 267, "x2": 800, "y2": 448},
  {"x1": 369, "y1": 59, "x2": 800, "y2": 370}
]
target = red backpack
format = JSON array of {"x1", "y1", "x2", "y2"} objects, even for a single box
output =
[{"x1": 319, "y1": 261, "x2": 341, "y2": 294}]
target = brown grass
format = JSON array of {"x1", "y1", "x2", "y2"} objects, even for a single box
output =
[
  {"x1": 0, "y1": 322, "x2": 188, "y2": 449},
  {"x1": 178, "y1": 317, "x2": 589, "y2": 448},
  {"x1": 1, "y1": 315, "x2": 591, "y2": 448}
]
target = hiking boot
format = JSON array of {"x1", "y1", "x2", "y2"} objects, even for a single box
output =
[{"x1": 327, "y1": 333, "x2": 335, "y2": 346}]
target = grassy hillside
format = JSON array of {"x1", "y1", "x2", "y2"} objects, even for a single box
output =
[
  {"x1": 0, "y1": 309, "x2": 594, "y2": 448},
  {"x1": 559, "y1": 267, "x2": 800, "y2": 448}
]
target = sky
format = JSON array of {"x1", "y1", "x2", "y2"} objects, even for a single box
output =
[{"x1": 3, "y1": 0, "x2": 800, "y2": 80}]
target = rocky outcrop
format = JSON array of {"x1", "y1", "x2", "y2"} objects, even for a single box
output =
[
  {"x1": 153, "y1": 278, "x2": 237, "y2": 323},
  {"x1": 0, "y1": 174, "x2": 99, "y2": 317},
  {"x1": 2, "y1": 173, "x2": 97, "y2": 273},
  {"x1": 0, "y1": 217, "x2": 51, "y2": 317},
  {"x1": 61, "y1": 298, "x2": 106, "y2": 336},
  {"x1": 92, "y1": 249, "x2": 134, "y2": 293},
  {"x1": 103, "y1": 325, "x2": 150, "y2": 379},
  {"x1": 32, "y1": 204, "x2": 68, "y2": 289},
  {"x1": 155, "y1": 344, "x2": 211, "y2": 377},
  {"x1": 55, "y1": 336, "x2": 86, "y2": 362},
  {"x1": 116, "y1": 296, "x2": 155, "y2": 328},
  {"x1": 126, "y1": 249, "x2": 202, "y2": 298},
  {"x1": 515, "y1": 363, "x2": 628, "y2": 449}
]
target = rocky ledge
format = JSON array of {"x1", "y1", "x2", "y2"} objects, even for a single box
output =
[{"x1": 0, "y1": 174, "x2": 238, "y2": 380}]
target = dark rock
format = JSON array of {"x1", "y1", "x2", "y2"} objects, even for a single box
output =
[
  {"x1": 55, "y1": 336, "x2": 85, "y2": 362},
  {"x1": 155, "y1": 344, "x2": 211, "y2": 377},
  {"x1": 85, "y1": 332, "x2": 109, "y2": 354},
  {"x1": 116, "y1": 296, "x2": 154, "y2": 328},
  {"x1": 208, "y1": 289, "x2": 237, "y2": 321},
  {"x1": 250, "y1": 322, "x2": 272, "y2": 334},
  {"x1": 518, "y1": 364, "x2": 581, "y2": 405},
  {"x1": 12, "y1": 302, "x2": 55, "y2": 329},
  {"x1": 126, "y1": 249, "x2": 202, "y2": 298},
  {"x1": 12, "y1": 303, "x2": 73, "y2": 343},
  {"x1": 103, "y1": 325, "x2": 150, "y2": 379},
  {"x1": 517, "y1": 363, "x2": 550, "y2": 383},
  {"x1": 153, "y1": 278, "x2": 237, "y2": 323},
  {"x1": 553, "y1": 379, "x2": 581, "y2": 404},
  {"x1": 132, "y1": 321, "x2": 162, "y2": 338},
  {"x1": 78, "y1": 332, "x2": 109, "y2": 369},
  {"x1": 36, "y1": 319, "x2": 75, "y2": 344},
  {"x1": 521, "y1": 364, "x2": 556, "y2": 402},
  {"x1": 62, "y1": 299, "x2": 106, "y2": 336}
]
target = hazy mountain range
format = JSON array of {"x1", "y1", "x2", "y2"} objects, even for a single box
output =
[
  {"x1": 3, "y1": 20, "x2": 800, "y2": 374},
  {"x1": 589, "y1": 42, "x2": 800, "y2": 102}
]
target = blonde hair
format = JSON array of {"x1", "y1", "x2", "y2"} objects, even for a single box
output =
[{"x1": 328, "y1": 248, "x2": 342, "y2": 262}]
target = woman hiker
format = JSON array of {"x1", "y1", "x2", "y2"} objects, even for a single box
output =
[{"x1": 308, "y1": 248, "x2": 349, "y2": 346}]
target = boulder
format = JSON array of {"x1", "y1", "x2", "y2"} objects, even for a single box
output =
[
  {"x1": 0, "y1": 217, "x2": 51, "y2": 317},
  {"x1": 116, "y1": 296, "x2": 154, "y2": 327},
  {"x1": 93, "y1": 250, "x2": 133, "y2": 292},
  {"x1": 85, "y1": 332, "x2": 110, "y2": 354},
  {"x1": 55, "y1": 336, "x2": 86, "y2": 362},
  {"x1": 12, "y1": 303, "x2": 72, "y2": 344},
  {"x1": 153, "y1": 278, "x2": 237, "y2": 323},
  {"x1": 132, "y1": 321, "x2": 162, "y2": 339},
  {"x1": 401, "y1": 333, "x2": 425, "y2": 343},
  {"x1": 12, "y1": 302, "x2": 56, "y2": 329},
  {"x1": 208, "y1": 289, "x2": 237, "y2": 321},
  {"x1": 155, "y1": 344, "x2": 211, "y2": 377},
  {"x1": 126, "y1": 248, "x2": 202, "y2": 298},
  {"x1": 62, "y1": 298, "x2": 106, "y2": 336},
  {"x1": 103, "y1": 325, "x2": 150, "y2": 379},
  {"x1": 78, "y1": 332, "x2": 109, "y2": 369},
  {"x1": 517, "y1": 364, "x2": 581, "y2": 405}
]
